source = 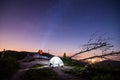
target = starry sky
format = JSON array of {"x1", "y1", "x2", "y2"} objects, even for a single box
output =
[{"x1": 0, "y1": 0, "x2": 120, "y2": 58}]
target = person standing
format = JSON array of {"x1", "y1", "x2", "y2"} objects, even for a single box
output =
[{"x1": 39, "y1": 50, "x2": 43, "y2": 59}]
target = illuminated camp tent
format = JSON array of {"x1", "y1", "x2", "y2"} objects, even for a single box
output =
[{"x1": 49, "y1": 56, "x2": 64, "y2": 67}]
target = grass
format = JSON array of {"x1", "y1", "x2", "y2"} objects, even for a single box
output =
[
  {"x1": 23, "y1": 67, "x2": 58, "y2": 80},
  {"x1": 30, "y1": 64, "x2": 43, "y2": 68}
]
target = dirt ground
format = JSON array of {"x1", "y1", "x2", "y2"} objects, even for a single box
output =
[{"x1": 10, "y1": 59, "x2": 85, "y2": 80}]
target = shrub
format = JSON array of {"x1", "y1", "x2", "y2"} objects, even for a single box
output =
[{"x1": 62, "y1": 58, "x2": 74, "y2": 66}]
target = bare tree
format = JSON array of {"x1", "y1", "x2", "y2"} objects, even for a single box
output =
[
  {"x1": 80, "y1": 51, "x2": 120, "y2": 61},
  {"x1": 70, "y1": 32, "x2": 113, "y2": 58}
]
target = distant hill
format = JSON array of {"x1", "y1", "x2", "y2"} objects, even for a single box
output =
[
  {"x1": 95, "y1": 60, "x2": 120, "y2": 68},
  {"x1": 73, "y1": 59, "x2": 88, "y2": 66},
  {"x1": 0, "y1": 50, "x2": 54, "y2": 60}
]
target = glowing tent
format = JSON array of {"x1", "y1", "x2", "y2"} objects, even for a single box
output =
[{"x1": 49, "y1": 56, "x2": 64, "y2": 67}]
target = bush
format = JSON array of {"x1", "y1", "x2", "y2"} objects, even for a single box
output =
[
  {"x1": 62, "y1": 58, "x2": 74, "y2": 66},
  {"x1": 0, "y1": 57, "x2": 20, "y2": 80}
]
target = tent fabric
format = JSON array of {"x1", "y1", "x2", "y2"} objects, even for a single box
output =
[{"x1": 48, "y1": 56, "x2": 64, "y2": 67}]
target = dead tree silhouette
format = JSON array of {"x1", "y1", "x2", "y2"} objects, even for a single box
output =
[
  {"x1": 70, "y1": 32, "x2": 114, "y2": 58},
  {"x1": 80, "y1": 51, "x2": 120, "y2": 61}
]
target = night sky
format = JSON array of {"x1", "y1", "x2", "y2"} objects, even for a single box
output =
[{"x1": 0, "y1": 0, "x2": 120, "y2": 58}]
